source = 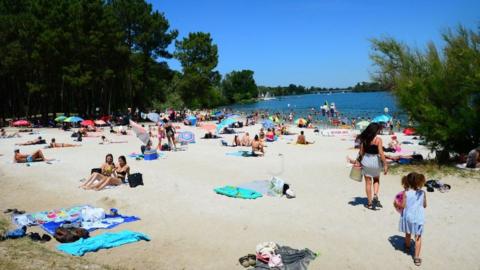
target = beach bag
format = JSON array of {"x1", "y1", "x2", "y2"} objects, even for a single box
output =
[
  {"x1": 128, "y1": 173, "x2": 143, "y2": 188},
  {"x1": 349, "y1": 165, "x2": 363, "y2": 182},
  {"x1": 54, "y1": 227, "x2": 89, "y2": 243},
  {"x1": 161, "y1": 143, "x2": 171, "y2": 151}
]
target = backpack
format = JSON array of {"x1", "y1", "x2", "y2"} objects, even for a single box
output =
[{"x1": 161, "y1": 143, "x2": 171, "y2": 151}]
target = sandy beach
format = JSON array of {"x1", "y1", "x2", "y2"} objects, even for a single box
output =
[{"x1": 1, "y1": 123, "x2": 479, "y2": 270}]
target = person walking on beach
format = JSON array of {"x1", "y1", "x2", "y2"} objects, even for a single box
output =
[
  {"x1": 164, "y1": 119, "x2": 177, "y2": 150},
  {"x1": 357, "y1": 123, "x2": 388, "y2": 209},
  {"x1": 394, "y1": 172, "x2": 427, "y2": 266}
]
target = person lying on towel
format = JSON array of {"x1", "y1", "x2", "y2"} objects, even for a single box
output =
[
  {"x1": 15, "y1": 136, "x2": 46, "y2": 145},
  {"x1": 49, "y1": 138, "x2": 81, "y2": 148},
  {"x1": 14, "y1": 148, "x2": 51, "y2": 163}
]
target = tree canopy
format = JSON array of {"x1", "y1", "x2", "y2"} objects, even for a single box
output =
[{"x1": 370, "y1": 25, "x2": 480, "y2": 154}]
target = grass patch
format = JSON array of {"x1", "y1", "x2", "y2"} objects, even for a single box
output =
[
  {"x1": 389, "y1": 161, "x2": 480, "y2": 180},
  {"x1": 0, "y1": 217, "x2": 123, "y2": 270}
]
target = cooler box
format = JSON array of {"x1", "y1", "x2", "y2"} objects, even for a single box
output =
[{"x1": 144, "y1": 150, "x2": 158, "y2": 160}]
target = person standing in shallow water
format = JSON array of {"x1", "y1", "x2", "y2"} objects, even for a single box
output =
[{"x1": 357, "y1": 123, "x2": 388, "y2": 209}]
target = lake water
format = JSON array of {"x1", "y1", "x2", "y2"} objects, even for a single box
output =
[{"x1": 227, "y1": 91, "x2": 402, "y2": 119}]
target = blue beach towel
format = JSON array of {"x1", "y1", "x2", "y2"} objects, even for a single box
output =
[
  {"x1": 214, "y1": 186, "x2": 263, "y2": 199},
  {"x1": 225, "y1": 151, "x2": 257, "y2": 157},
  {"x1": 40, "y1": 214, "x2": 140, "y2": 235},
  {"x1": 57, "y1": 230, "x2": 150, "y2": 256}
]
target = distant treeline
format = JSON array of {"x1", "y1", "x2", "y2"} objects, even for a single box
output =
[{"x1": 258, "y1": 81, "x2": 387, "y2": 97}]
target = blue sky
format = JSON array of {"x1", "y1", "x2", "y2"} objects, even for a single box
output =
[{"x1": 150, "y1": 0, "x2": 479, "y2": 87}]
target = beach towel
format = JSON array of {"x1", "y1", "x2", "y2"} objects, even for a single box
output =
[
  {"x1": 237, "y1": 178, "x2": 286, "y2": 197},
  {"x1": 254, "y1": 245, "x2": 317, "y2": 270},
  {"x1": 128, "y1": 152, "x2": 165, "y2": 160},
  {"x1": 226, "y1": 150, "x2": 257, "y2": 157},
  {"x1": 214, "y1": 186, "x2": 262, "y2": 199},
  {"x1": 57, "y1": 230, "x2": 150, "y2": 256},
  {"x1": 13, "y1": 205, "x2": 91, "y2": 227},
  {"x1": 40, "y1": 214, "x2": 140, "y2": 235}
]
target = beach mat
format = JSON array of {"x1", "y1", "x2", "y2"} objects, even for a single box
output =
[
  {"x1": 214, "y1": 186, "x2": 262, "y2": 199},
  {"x1": 40, "y1": 214, "x2": 140, "y2": 235},
  {"x1": 226, "y1": 150, "x2": 257, "y2": 157}
]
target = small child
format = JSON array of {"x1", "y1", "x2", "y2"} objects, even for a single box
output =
[{"x1": 394, "y1": 172, "x2": 427, "y2": 266}]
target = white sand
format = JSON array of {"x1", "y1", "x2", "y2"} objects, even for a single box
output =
[{"x1": 0, "y1": 124, "x2": 479, "y2": 269}]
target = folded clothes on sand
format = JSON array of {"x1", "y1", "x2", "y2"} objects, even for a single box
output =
[
  {"x1": 13, "y1": 205, "x2": 90, "y2": 227},
  {"x1": 41, "y1": 214, "x2": 140, "y2": 235},
  {"x1": 57, "y1": 230, "x2": 150, "y2": 256}
]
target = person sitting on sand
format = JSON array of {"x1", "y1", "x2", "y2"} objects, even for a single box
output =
[
  {"x1": 0, "y1": 128, "x2": 21, "y2": 138},
  {"x1": 466, "y1": 147, "x2": 480, "y2": 168},
  {"x1": 49, "y1": 138, "x2": 80, "y2": 148},
  {"x1": 15, "y1": 136, "x2": 45, "y2": 146},
  {"x1": 241, "y1": 132, "x2": 251, "y2": 146},
  {"x1": 251, "y1": 135, "x2": 265, "y2": 155},
  {"x1": 84, "y1": 156, "x2": 130, "y2": 191},
  {"x1": 388, "y1": 135, "x2": 401, "y2": 152},
  {"x1": 80, "y1": 154, "x2": 116, "y2": 189},
  {"x1": 259, "y1": 128, "x2": 265, "y2": 140},
  {"x1": 79, "y1": 127, "x2": 88, "y2": 136},
  {"x1": 232, "y1": 135, "x2": 241, "y2": 147},
  {"x1": 14, "y1": 148, "x2": 50, "y2": 163},
  {"x1": 296, "y1": 131, "x2": 314, "y2": 144},
  {"x1": 266, "y1": 128, "x2": 275, "y2": 142}
]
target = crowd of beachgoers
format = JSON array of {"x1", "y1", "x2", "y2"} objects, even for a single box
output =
[{"x1": 1, "y1": 106, "x2": 479, "y2": 269}]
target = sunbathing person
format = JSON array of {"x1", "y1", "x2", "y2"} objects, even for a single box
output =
[
  {"x1": 266, "y1": 128, "x2": 275, "y2": 142},
  {"x1": 0, "y1": 128, "x2": 21, "y2": 138},
  {"x1": 251, "y1": 135, "x2": 265, "y2": 156},
  {"x1": 466, "y1": 147, "x2": 480, "y2": 168},
  {"x1": 296, "y1": 131, "x2": 314, "y2": 144},
  {"x1": 15, "y1": 136, "x2": 46, "y2": 145},
  {"x1": 99, "y1": 135, "x2": 127, "y2": 144},
  {"x1": 87, "y1": 156, "x2": 130, "y2": 191},
  {"x1": 49, "y1": 138, "x2": 80, "y2": 148},
  {"x1": 14, "y1": 149, "x2": 50, "y2": 163},
  {"x1": 241, "y1": 132, "x2": 251, "y2": 146},
  {"x1": 259, "y1": 128, "x2": 265, "y2": 140},
  {"x1": 232, "y1": 135, "x2": 241, "y2": 147},
  {"x1": 80, "y1": 154, "x2": 115, "y2": 189}
]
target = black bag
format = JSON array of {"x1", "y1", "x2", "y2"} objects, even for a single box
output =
[
  {"x1": 91, "y1": 168, "x2": 102, "y2": 174},
  {"x1": 161, "y1": 143, "x2": 171, "y2": 151},
  {"x1": 128, "y1": 173, "x2": 143, "y2": 188}
]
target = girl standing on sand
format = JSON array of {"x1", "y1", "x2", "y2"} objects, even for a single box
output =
[
  {"x1": 394, "y1": 172, "x2": 427, "y2": 266},
  {"x1": 357, "y1": 123, "x2": 388, "y2": 209}
]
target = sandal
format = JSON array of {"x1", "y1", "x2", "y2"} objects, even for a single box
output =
[
  {"x1": 364, "y1": 203, "x2": 375, "y2": 210},
  {"x1": 247, "y1": 254, "x2": 256, "y2": 266},
  {"x1": 373, "y1": 195, "x2": 383, "y2": 208},
  {"x1": 414, "y1": 257, "x2": 422, "y2": 266},
  {"x1": 239, "y1": 256, "x2": 250, "y2": 268}
]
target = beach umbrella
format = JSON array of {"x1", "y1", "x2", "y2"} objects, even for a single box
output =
[
  {"x1": 200, "y1": 123, "x2": 217, "y2": 132},
  {"x1": 187, "y1": 115, "x2": 197, "y2": 126},
  {"x1": 55, "y1": 116, "x2": 67, "y2": 122},
  {"x1": 130, "y1": 120, "x2": 149, "y2": 144},
  {"x1": 147, "y1": 112, "x2": 160, "y2": 123},
  {"x1": 177, "y1": 131, "x2": 195, "y2": 144},
  {"x1": 216, "y1": 118, "x2": 236, "y2": 132},
  {"x1": 294, "y1": 118, "x2": 306, "y2": 125},
  {"x1": 64, "y1": 116, "x2": 83, "y2": 123},
  {"x1": 12, "y1": 120, "x2": 31, "y2": 127},
  {"x1": 356, "y1": 120, "x2": 370, "y2": 130},
  {"x1": 262, "y1": 119, "x2": 275, "y2": 129},
  {"x1": 94, "y1": 119, "x2": 106, "y2": 126},
  {"x1": 372, "y1": 114, "x2": 392, "y2": 123},
  {"x1": 403, "y1": 127, "x2": 416, "y2": 135},
  {"x1": 80, "y1": 120, "x2": 95, "y2": 127}
]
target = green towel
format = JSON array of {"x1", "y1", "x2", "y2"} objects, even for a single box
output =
[{"x1": 214, "y1": 185, "x2": 262, "y2": 199}]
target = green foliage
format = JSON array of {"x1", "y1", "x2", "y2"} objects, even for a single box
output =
[
  {"x1": 221, "y1": 70, "x2": 258, "y2": 103},
  {"x1": 370, "y1": 25, "x2": 480, "y2": 154},
  {"x1": 173, "y1": 32, "x2": 221, "y2": 108}
]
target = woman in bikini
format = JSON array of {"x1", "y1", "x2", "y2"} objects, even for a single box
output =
[
  {"x1": 88, "y1": 156, "x2": 130, "y2": 191},
  {"x1": 80, "y1": 154, "x2": 115, "y2": 189},
  {"x1": 164, "y1": 119, "x2": 177, "y2": 150},
  {"x1": 49, "y1": 138, "x2": 80, "y2": 148},
  {"x1": 251, "y1": 135, "x2": 265, "y2": 156}
]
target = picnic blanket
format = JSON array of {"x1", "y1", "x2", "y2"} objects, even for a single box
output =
[
  {"x1": 57, "y1": 230, "x2": 150, "y2": 256},
  {"x1": 40, "y1": 214, "x2": 140, "y2": 235},
  {"x1": 214, "y1": 186, "x2": 262, "y2": 199},
  {"x1": 13, "y1": 205, "x2": 90, "y2": 227}
]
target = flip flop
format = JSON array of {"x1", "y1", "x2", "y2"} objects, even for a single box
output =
[
  {"x1": 439, "y1": 184, "x2": 451, "y2": 193},
  {"x1": 247, "y1": 254, "x2": 256, "y2": 266},
  {"x1": 414, "y1": 257, "x2": 422, "y2": 266},
  {"x1": 3, "y1": 208, "x2": 17, "y2": 213}
]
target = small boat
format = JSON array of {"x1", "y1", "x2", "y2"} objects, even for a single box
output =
[{"x1": 258, "y1": 92, "x2": 276, "y2": 101}]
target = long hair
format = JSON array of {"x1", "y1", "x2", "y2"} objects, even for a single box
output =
[{"x1": 358, "y1": 123, "x2": 382, "y2": 148}]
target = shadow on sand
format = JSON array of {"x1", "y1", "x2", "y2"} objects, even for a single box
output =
[
  {"x1": 348, "y1": 197, "x2": 368, "y2": 206},
  {"x1": 388, "y1": 235, "x2": 413, "y2": 257}
]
